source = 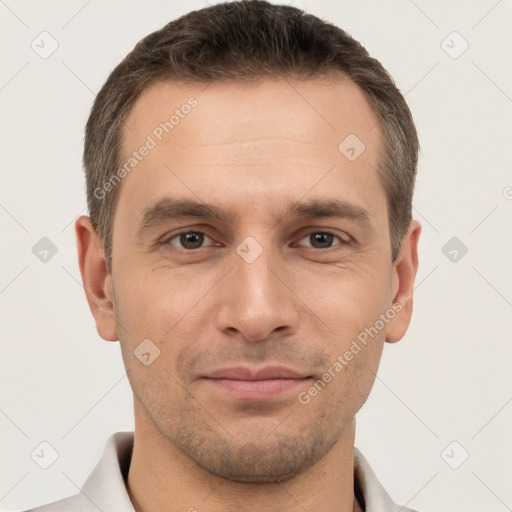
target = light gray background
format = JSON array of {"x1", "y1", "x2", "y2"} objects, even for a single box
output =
[{"x1": 1, "y1": 1, "x2": 511, "y2": 511}]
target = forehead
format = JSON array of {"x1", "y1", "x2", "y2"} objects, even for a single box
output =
[
  {"x1": 123, "y1": 76, "x2": 380, "y2": 152},
  {"x1": 115, "y1": 76, "x2": 385, "y2": 227}
]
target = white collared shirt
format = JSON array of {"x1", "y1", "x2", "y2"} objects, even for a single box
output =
[{"x1": 25, "y1": 432, "x2": 418, "y2": 512}]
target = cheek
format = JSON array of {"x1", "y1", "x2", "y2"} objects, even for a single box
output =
[
  {"x1": 113, "y1": 265, "x2": 208, "y2": 338},
  {"x1": 112, "y1": 266, "x2": 220, "y2": 388},
  {"x1": 296, "y1": 262, "x2": 391, "y2": 343}
]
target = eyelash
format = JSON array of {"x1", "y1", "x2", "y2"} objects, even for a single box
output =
[{"x1": 161, "y1": 229, "x2": 351, "y2": 251}]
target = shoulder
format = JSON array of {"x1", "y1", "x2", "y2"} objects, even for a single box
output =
[
  {"x1": 354, "y1": 448, "x2": 420, "y2": 512},
  {"x1": 23, "y1": 493, "x2": 81, "y2": 512},
  {"x1": 22, "y1": 431, "x2": 135, "y2": 512}
]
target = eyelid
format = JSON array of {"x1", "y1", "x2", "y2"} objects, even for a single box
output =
[
  {"x1": 162, "y1": 228, "x2": 218, "y2": 248},
  {"x1": 160, "y1": 226, "x2": 353, "y2": 252},
  {"x1": 294, "y1": 229, "x2": 352, "y2": 248}
]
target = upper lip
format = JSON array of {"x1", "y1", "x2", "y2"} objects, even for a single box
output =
[{"x1": 204, "y1": 366, "x2": 310, "y2": 380}]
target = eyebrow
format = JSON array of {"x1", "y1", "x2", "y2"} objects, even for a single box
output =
[{"x1": 136, "y1": 197, "x2": 371, "y2": 235}]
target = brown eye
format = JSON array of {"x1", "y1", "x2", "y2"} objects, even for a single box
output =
[
  {"x1": 167, "y1": 231, "x2": 211, "y2": 250},
  {"x1": 310, "y1": 232, "x2": 335, "y2": 248},
  {"x1": 296, "y1": 231, "x2": 345, "y2": 249}
]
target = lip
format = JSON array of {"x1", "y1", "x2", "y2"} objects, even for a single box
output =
[
  {"x1": 202, "y1": 366, "x2": 312, "y2": 401},
  {"x1": 205, "y1": 365, "x2": 309, "y2": 380}
]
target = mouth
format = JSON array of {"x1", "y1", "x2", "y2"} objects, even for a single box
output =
[{"x1": 201, "y1": 366, "x2": 312, "y2": 401}]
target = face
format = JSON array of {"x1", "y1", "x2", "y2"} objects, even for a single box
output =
[{"x1": 80, "y1": 76, "x2": 418, "y2": 483}]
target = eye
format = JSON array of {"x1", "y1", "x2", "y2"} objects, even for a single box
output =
[
  {"x1": 162, "y1": 229, "x2": 350, "y2": 252},
  {"x1": 295, "y1": 231, "x2": 348, "y2": 249},
  {"x1": 165, "y1": 230, "x2": 215, "y2": 250}
]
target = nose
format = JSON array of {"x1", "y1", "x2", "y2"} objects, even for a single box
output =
[{"x1": 215, "y1": 242, "x2": 300, "y2": 342}]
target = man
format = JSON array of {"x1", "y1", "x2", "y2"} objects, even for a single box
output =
[{"x1": 28, "y1": 1, "x2": 421, "y2": 510}]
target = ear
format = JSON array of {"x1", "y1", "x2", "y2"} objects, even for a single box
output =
[
  {"x1": 75, "y1": 216, "x2": 118, "y2": 342},
  {"x1": 385, "y1": 219, "x2": 421, "y2": 343}
]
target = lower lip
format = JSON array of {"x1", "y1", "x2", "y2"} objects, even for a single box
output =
[{"x1": 204, "y1": 378, "x2": 309, "y2": 400}]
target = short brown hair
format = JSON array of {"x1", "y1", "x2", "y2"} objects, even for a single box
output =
[{"x1": 84, "y1": 0, "x2": 418, "y2": 271}]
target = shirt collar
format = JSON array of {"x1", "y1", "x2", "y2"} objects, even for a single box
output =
[{"x1": 78, "y1": 431, "x2": 413, "y2": 512}]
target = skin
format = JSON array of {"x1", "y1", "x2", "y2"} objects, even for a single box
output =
[{"x1": 76, "y1": 76, "x2": 420, "y2": 512}]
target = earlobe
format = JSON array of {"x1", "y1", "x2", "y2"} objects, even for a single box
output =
[
  {"x1": 385, "y1": 219, "x2": 421, "y2": 344},
  {"x1": 75, "y1": 215, "x2": 119, "y2": 342}
]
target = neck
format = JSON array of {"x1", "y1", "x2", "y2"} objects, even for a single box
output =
[{"x1": 127, "y1": 399, "x2": 359, "y2": 512}]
